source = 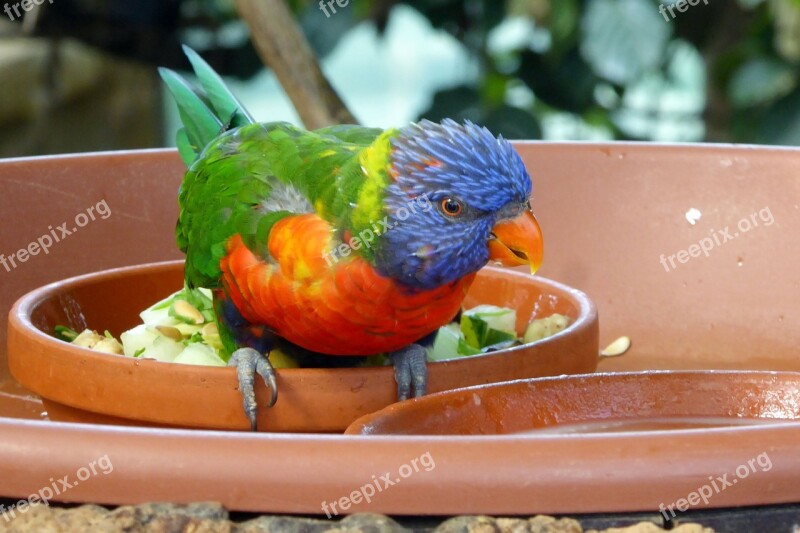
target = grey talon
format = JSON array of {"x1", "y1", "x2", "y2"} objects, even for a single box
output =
[
  {"x1": 389, "y1": 343, "x2": 428, "y2": 401},
  {"x1": 229, "y1": 347, "x2": 278, "y2": 431}
]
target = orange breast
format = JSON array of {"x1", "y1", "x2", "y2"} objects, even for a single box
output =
[{"x1": 219, "y1": 214, "x2": 474, "y2": 355}]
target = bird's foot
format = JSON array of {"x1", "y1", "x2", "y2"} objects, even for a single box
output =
[
  {"x1": 228, "y1": 347, "x2": 278, "y2": 431},
  {"x1": 389, "y1": 344, "x2": 428, "y2": 401}
]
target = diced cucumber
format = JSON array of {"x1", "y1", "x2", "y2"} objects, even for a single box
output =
[
  {"x1": 428, "y1": 323, "x2": 464, "y2": 361},
  {"x1": 463, "y1": 305, "x2": 517, "y2": 334},
  {"x1": 120, "y1": 325, "x2": 184, "y2": 362},
  {"x1": 173, "y1": 343, "x2": 226, "y2": 367},
  {"x1": 460, "y1": 313, "x2": 516, "y2": 350},
  {"x1": 120, "y1": 324, "x2": 157, "y2": 357},
  {"x1": 140, "y1": 305, "x2": 180, "y2": 328},
  {"x1": 457, "y1": 336, "x2": 482, "y2": 356},
  {"x1": 431, "y1": 305, "x2": 521, "y2": 360},
  {"x1": 482, "y1": 327, "x2": 517, "y2": 348},
  {"x1": 148, "y1": 335, "x2": 186, "y2": 362}
]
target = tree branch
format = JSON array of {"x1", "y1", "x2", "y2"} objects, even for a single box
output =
[{"x1": 234, "y1": 0, "x2": 358, "y2": 129}]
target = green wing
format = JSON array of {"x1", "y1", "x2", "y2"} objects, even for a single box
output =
[
  {"x1": 177, "y1": 122, "x2": 384, "y2": 288},
  {"x1": 161, "y1": 47, "x2": 388, "y2": 289}
]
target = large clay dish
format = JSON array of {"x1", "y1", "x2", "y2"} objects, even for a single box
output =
[
  {"x1": 4, "y1": 144, "x2": 800, "y2": 404},
  {"x1": 2, "y1": 415, "x2": 800, "y2": 515},
  {"x1": 7, "y1": 261, "x2": 598, "y2": 432},
  {"x1": 3, "y1": 144, "x2": 800, "y2": 515},
  {"x1": 346, "y1": 371, "x2": 800, "y2": 435}
]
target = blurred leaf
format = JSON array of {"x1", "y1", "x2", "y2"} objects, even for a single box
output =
[
  {"x1": 483, "y1": 72, "x2": 508, "y2": 106},
  {"x1": 418, "y1": 86, "x2": 483, "y2": 122},
  {"x1": 480, "y1": 105, "x2": 541, "y2": 139},
  {"x1": 738, "y1": 0, "x2": 767, "y2": 7},
  {"x1": 611, "y1": 40, "x2": 705, "y2": 141},
  {"x1": 25, "y1": 0, "x2": 800, "y2": 148},
  {"x1": 487, "y1": 16, "x2": 547, "y2": 55},
  {"x1": 518, "y1": 48, "x2": 598, "y2": 113},
  {"x1": 580, "y1": 0, "x2": 671, "y2": 85},
  {"x1": 299, "y1": 0, "x2": 361, "y2": 58},
  {"x1": 728, "y1": 57, "x2": 797, "y2": 107},
  {"x1": 770, "y1": 0, "x2": 800, "y2": 62},
  {"x1": 757, "y1": 90, "x2": 800, "y2": 143},
  {"x1": 480, "y1": 0, "x2": 509, "y2": 32},
  {"x1": 419, "y1": 86, "x2": 541, "y2": 138},
  {"x1": 547, "y1": 0, "x2": 580, "y2": 51},
  {"x1": 507, "y1": 0, "x2": 550, "y2": 19}
]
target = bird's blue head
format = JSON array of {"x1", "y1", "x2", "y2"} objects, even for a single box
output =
[{"x1": 373, "y1": 118, "x2": 543, "y2": 291}]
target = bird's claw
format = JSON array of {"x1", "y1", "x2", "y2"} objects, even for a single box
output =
[
  {"x1": 390, "y1": 344, "x2": 428, "y2": 401},
  {"x1": 228, "y1": 347, "x2": 278, "y2": 431}
]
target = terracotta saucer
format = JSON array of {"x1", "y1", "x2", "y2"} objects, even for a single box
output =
[
  {"x1": 3, "y1": 145, "x2": 800, "y2": 514},
  {"x1": 346, "y1": 370, "x2": 800, "y2": 435},
  {"x1": 7, "y1": 261, "x2": 598, "y2": 432}
]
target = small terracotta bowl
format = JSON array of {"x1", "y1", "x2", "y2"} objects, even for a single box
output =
[
  {"x1": 7, "y1": 261, "x2": 598, "y2": 432},
  {"x1": 346, "y1": 370, "x2": 800, "y2": 435}
]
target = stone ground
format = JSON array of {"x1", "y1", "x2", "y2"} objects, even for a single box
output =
[{"x1": 0, "y1": 502, "x2": 715, "y2": 532}]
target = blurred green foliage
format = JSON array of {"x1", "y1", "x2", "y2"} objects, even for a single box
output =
[
  {"x1": 20, "y1": 0, "x2": 800, "y2": 144},
  {"x1": 296, "y1": 0, "x2": 800, "y2": 144}
]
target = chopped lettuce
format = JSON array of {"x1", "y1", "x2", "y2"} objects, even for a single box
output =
[
  {"x1": 428, "y1": 305, "x2": 518, "y2": 361},
  {"x1": 56, "y1": 285, "x2": 299, "y2": 368},
  {"x1": 428, "y1": 305, "x2": 573, "y2": 361},
  {"x1": 120, "y1": 324, "x2": 184, "y2": 362},
  {"x1": 173, "y1": 342, "x2": 226, "y2": 367},
  {"x1": 429, "y1": 324, "x2": 472, "y2": 361},
  {"x1": 56, "y1": 288, "x2": 572, "y2": 368},
  {"x1": 463, "y1": 305, "x2": 517, "y2": 334}
]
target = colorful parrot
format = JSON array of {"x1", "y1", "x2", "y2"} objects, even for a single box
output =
[{"x1": 160, "y1": 47, "x2": 543, "y2": 430}]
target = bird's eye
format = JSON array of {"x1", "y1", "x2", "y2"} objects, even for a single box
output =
[{"x1": 440, "y1": 197, "x2": 463, "y2": 217}]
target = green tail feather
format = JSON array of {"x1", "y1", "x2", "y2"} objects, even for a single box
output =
[
  {"x1": 181, "y1": 45, "x2": 255, "y2": 128},
  {"x1": 159, "y1": 47, "x2": 256, "y2": 166}
]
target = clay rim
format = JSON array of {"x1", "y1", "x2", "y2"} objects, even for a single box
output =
[
  {"x1": 344, "y1": 369, "x2": 800, "y2": 436},
  {"x1": 8, "y1": 259, "x2": 597, "y2": 369},
  {"x1": 5, "y1": 370, "x2": 800, "y2": 440}
]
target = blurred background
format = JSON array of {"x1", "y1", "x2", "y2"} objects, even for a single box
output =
[{"x1": 1, "y1": 0, "x2": 800, "y2": 158}]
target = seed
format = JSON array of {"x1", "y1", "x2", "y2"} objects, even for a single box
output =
[
  {"x1": 156, "y1": 325, "x2": 184, "y2": 341},
  {"x1": 600, "y1": 336, "x2": 631, "y2": 357},
  {"x1": 172, "y1": 300, "x2": 205, "y2": 324},
  {"x1": 93, "y1": 337, "x2": 124, "y2": 355},
  {"x1": 71, "y1": 329, "x2": 103, "y2": 348},
  {"x1": 202, "y1": 322, "x2": 218, "y2": 337}
]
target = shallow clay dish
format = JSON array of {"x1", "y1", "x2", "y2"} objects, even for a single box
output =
[
  {"x1": 346, "y1": 370, "x2": 800, "y2": 435},
  {"x1": 7, "y1": 260, "x2": 598, "y2": 432},
  {"x1": 4, "y1": 145, "x2": 800, "y2": 515}
]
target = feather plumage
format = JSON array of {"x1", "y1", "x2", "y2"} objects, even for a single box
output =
[{"x1": 161, "y1": 48, "x2": 536, "y2": 360}]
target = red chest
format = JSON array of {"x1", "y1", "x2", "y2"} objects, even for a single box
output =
[{"x1": 219, "y1": 217, "x2": 475, "y2": 355}]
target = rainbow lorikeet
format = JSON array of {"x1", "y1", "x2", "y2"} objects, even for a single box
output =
[{"x1": 160, "y1": 47, "x2": 543, "y2": 430}]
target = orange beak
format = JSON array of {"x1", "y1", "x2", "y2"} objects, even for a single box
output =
[{"x1": 488, "y1": 210, "x2": 543, "y2": 274}]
